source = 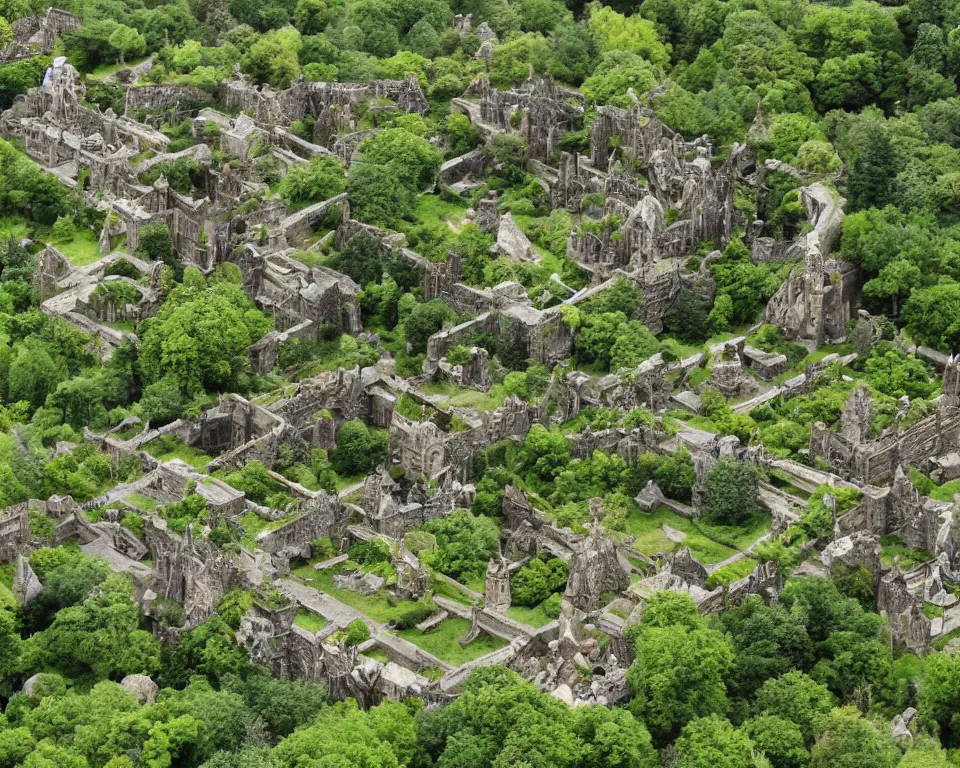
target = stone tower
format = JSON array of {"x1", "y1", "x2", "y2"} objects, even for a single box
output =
[{"x1": 485, "y1": 555, "x2": 511, "y2": 614}]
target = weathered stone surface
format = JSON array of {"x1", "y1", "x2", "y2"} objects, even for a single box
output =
[
  {"x1": 495, "y1": 212, "x2": 538, "y2": 263},
  {"x1": 12, "y1": 553, "x2": 43, "y2": 606},
  {"x1": 120, "y1": 674, "x2": 159, "y2": 706}
]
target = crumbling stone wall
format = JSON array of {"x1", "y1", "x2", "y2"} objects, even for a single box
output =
[
  {"x1": 124, "y1": 85, "x2": 212, "y2": 116},
  {"x1": 0, "y1": 503, "x2": 30, "y2": 563}
]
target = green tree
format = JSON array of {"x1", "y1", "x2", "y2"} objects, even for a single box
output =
[
  {"x1": 23, "y1": 574, "x2": 161, "y2": 681},
  {"x1": 753, "y1": 671, "x2": 836, "y2": 741},
  {"x1": 353, "y1": 127, "x2": 443, "y2": 191},
  {"x1": 586, "y1": 2, "x2": 669, "y2": 66},
  {"x1": 862, "y1": 260, "x2": 922, "y2": 316},
  {"x1": 242, "y1": 27, "x2": 302, "y2": 87},
  {"x1": 847, "y1": 122, "x2": 896, "y2": 211},
  {"x1": 348, "y1": 162, "x2": 416, "y2": 227},
  {"x1": 403, "y1": 299, "x2": 454, "y2": 354},
  {"x1": 511, "y1": 553, "x2": 568, "y2": 605},
  {"x1": 8, "y1": 340, "x2": 63, "y2": 411},
  {"x1": 277, "y1": 156, "x2": 346, "y2": 207},
  {"x1": 136, "y1": 221, "x2": 175, "y2": 265},
  {"x1": 742, "y1": 715, "x2": 809, "y2": 768},
  {"x1": 422, "y1": 509, "x2": 499, "y2": 581},
  {"x1": 107, "y1": 24, "x2": 146, "y2": 65},
  {"x1": 519, "y1": 424, "x2": 571, "y2": 482},
  {"x1": 702, "y1": 457, "x2": 760, "y2": 526},
  {"x1": 809, "y1": 707, "x2": 898, "y2": 768},
  {"x1": 674, "y1": 716, "x2": 755, "y2": 768},
  {"x1": 918, "y1": 651, "x2": 960, "y2": 745},
  {"x1": 902, "y1": 283, "x2": 960, "y2": 351},
  {"x1": 293, "y1": 0, "x2": 330, "y2": 34},
  {"x1": 139, "y1": 272, "x2": 271, "y2": 396},
  {"x1": 627, "y1": 622, "x2": 733, "y2": 745},
  {"x1": 330, "y1": 419, "x2": 388, "y2": 476}
]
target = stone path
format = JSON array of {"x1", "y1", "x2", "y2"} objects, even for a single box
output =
[
  {"x1": 278, "y1": 578, "x2": 454, "y2": 671},
  {"x1": 278, "y1": 578, "x2": 372, "y2": 628},
  {"x1": 705, "y1": 531, "x2": 774, "y2": 574}
]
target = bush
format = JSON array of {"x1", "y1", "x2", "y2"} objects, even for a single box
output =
[
  {"x1": 702, "y1": 457, "x2": 760, "y2": 526},
  {"x1": 331, "y1": 420, "x2": 389, "y2": 476},
  {"x1": 511, "y1": 553, "x2": 569, "y2": 606},
  {"x1": 51, "y1": 216, "x2": 75, "y2": 243},
  {"x1": 343, "y1": 618, "x2": 371, "y2": 646},
  {"x1": 310, "y1": 537, "x2": 335, "y2": 560},
  {"x1": 542, "y1": 591, "x2": 562, "y2": 618}
]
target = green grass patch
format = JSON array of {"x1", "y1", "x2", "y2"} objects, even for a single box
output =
[
  {"x1": 395, "y1": 617, "x2": 506, "y2": 665},
  {"x1": 880, "y1": 535, "x2": 932, "y2": 570},
  {"x1": 418, "y1": 380, "x2": 508, "y2": 411},
  {"x1": 772, "y1": 343, "x2": 854, "y2": 385},
  {"x1": 335, "y1": 473, "x2": 366, "y2": 491},
  {"x1": 908, "y1": 468, "x2": 960, "y2": 502},
  {"x1": 624, "y1": 505, "x2": 752, "y2": 564},
  {"x1": 506, "y1": 602, "x2": 554, "y2": 628},
  {"x1": 55, "y1": 228, "x2": 104, "y2": 267},
  {"x1": 143, "y1": 436, "x2": 213, "y2": 472},
  {"x1": 294, "y1": 609, "x2": 328, "y2": 633},
  {"x1": 290, "y1": 564, "x2": 417, "y2": 624},
  {"x1": 934, "y1": 626, "x2": 960, "y2": 651},
  {"x1": 431, "y1": 576, "x2": 475, "y2": 605},
  {"x1": 89, "y1": 57, "x2": 149, "y2": 79},
  {"x1": 411, "y1": 194, "x2": 467, "y2": 229},
  {"x1": 696, "y1": 514, "x2": 770, "y2": 551},
  {"x1": 362, "y1": 648, "x2": 390, "y2": 663},
  {"x1": 706, "y1": 557, "x2": 759, "y2": 589},
  {"x1": 238, "y1": 510, "x2": 297, "y2": 549},
  {"x1": 125, "y1": 492, "x2": 157, "y2": 511}
]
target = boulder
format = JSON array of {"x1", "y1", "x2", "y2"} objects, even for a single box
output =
[{"x1": 121, "y1": 674, "x2": 159, "y2": 706}]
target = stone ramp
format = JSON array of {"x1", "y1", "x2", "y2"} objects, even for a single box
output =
[{"x1": 278, "y1": 578, "x2": 372, "y2": 629}]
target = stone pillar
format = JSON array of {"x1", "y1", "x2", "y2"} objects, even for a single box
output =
[{"x1": 484, "y1": 555, "x2": 511, "y2": 614}]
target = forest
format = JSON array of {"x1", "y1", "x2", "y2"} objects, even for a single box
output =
[{"x1": 0, "y1": 0, "x2": 959, "y2": 765}]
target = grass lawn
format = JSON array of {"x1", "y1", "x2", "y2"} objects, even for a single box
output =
[
  {"x1": 395, "y1": 617, "x2": 506, "y2": 665},
  {"x1": 661, "y1": 337, "x2": 704, "y2": 359},
  {"x1": 294, "y1": 609, "x2": 328, "y2": 633},
  {"x1": 290, "y1": 564, "x2": 417, "y2": 624},
  {"x1": 239, "y1": 510, "x2": 297, "y2": 549},
  {"x1": 419, "y1": 380, "x2": 509, "y2": 411},
  {"x1": 706, "y1": 557, "x2": 759, "y2": 589},
  {"x1": 506, "y1": 602, "x2": 554, "y2": 628},
  {"x1": 624, "y1": 506, "x2": 768, "y2": 565},
  {"x1": 125, "y1": 492, "x2": 157, "y2": 511},
  {"x1": 362, "y1": 648, "x2": 390, "y2": 663},
  {"x1": 772, "y1": 343, "x2": 854, "y2": 385},
  {"x1": 410, "y1": 194, "x2": 467, "y2": 230},
  {"x1": 143, "y1": 437, "x2": 213, "y2": 472},
  {"x1": 432, "y1": 576, "x2": 475, "y2": 605},
  {"x1": 917, "y1": 476, "x2": 960, "y2": 503},
  {"x1": 696, "y1": 514, "x2": 771, "y2": 552},
  {"x1": 55, "y1": 229, "x2": 103, "y2": 267},
  {"x1": 89, "y1": 57, "x2": 149, "y2": 80}
]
